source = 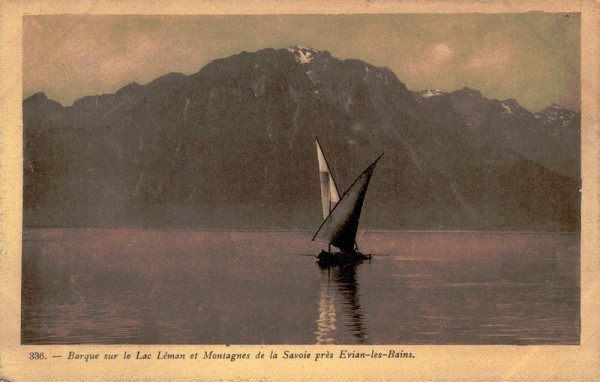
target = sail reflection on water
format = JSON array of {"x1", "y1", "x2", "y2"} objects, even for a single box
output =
[
  {"x1": 315, "y1": 264, "x2": 367, "y2": 344},
  {"x1": 316, "y1": 268, "x2": 337, "y2": 344}
]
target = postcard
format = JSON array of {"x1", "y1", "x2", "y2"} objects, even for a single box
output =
[{"x1": 1, "y1": 0, "x2": 599, "y2": 380}]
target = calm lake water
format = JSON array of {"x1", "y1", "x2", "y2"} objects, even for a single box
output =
[{"x1": 22, "y1": 229, "x2": 579, "y2": 345}]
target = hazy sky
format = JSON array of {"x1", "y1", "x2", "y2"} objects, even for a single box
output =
[{"x1": 23, "y1": 13, "x2": 580, "y2": 111}]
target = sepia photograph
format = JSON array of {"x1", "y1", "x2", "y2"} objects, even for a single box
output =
[{"x1": 21, "y1": 13, "x2": 580, "y2": 345}]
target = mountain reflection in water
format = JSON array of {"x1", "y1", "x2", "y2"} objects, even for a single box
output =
[{"x1": 316, "y1": 263, "x2": 367, "y2": 344}]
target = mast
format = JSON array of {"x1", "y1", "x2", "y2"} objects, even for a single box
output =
[{"x1": 313, "y1": 153, "x2": 383, "y2": 252}]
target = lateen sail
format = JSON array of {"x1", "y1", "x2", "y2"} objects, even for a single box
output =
[
  {"x1": 313, "y1": 153, "x2": 383, "y2": 252},
  {"x1": 316, "y1": 139, "x2": 341, "y2": 219}
]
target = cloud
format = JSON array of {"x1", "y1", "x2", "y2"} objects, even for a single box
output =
[
  {"x1": 431, "y1": 43, "x2": 455, "y2": 63},
  {"x1": 466, "y1": 46, "x2": 511, "y2": 70},
  {"x1": 402, "y1": 43, "x2": 456, "y2": 77}
]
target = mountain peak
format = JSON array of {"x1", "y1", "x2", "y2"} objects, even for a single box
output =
[
  {"x1": 23, "y1": 91, "x2": 65, "y2": 109},
  {"x1": 534, "y1": 103, "x2": 578, "y2": 126},
  {"x1": 286, "y1": 45, "x2": 322, "y2": 64},
  {"x1": 116, "y1": 81, "x2": 143, "y2": 95},
  {"x1": 417, "y1": 89, "x2": 445, "y2": 98},
  {"x1": 499, "y1": 99, "x2": 527, "y2": 115},
  {"x1": 549, "y1": 103, "x2": 569, "y2": 110},
  {"x1": 148, "y1": 72, "x2": 187, "y2": 86},
  {"x1": 455, "y1": 87, "x2": 486, "y2": 99},
  {"x1": 25, "y1": 92, "x2": 48, "y2": 102}
]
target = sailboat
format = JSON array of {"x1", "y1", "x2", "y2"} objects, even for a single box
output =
[{"x1": 312, "y1": 138, "x2": 383, "y2": 264}]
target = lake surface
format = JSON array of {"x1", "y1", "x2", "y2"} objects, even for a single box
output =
[{"x1": 22, "y1": 229, "x2": 579, "y2": 345}]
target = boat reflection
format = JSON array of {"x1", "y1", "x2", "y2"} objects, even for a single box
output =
[{"x1": 315, "y1": 262, "x2": 368, "y2": 344}]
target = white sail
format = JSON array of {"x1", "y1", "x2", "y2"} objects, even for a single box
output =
[{"x1": 316, "y1": 139, "x2": 340, "y2": 219}]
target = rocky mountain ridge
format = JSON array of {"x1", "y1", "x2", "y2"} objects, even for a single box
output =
[{"x1": 23, "y1": 46, "x2": 580, "y2": 230}]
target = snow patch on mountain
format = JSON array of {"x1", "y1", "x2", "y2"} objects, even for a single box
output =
[
  {"x1": 287, "y1": 46, "x2": 320, "y2": 64},
  {"x1": 415, "y1": 89, "x2": 445, "y2": 99},
  {"x1": 423, "y1": 89, "x2": 444, "y2": 98},
  {"x1": 501, "y1": 102, "x2": 513, "y2": 114},
  {"x1": 534, "y1": 103, "x2": 577, "y2": 126}
]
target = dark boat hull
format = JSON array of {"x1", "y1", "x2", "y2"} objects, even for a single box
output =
[{"x1": 316, "y1": 249, "x2": 372, "y2": 265}]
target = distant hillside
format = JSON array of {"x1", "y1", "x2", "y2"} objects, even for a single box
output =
[
  {"x1": 414, "y1": 87, "x2": 580, "y2": 179},
  {"x1": 23, "y1": 46, "x2": 580, "y2": 231}
]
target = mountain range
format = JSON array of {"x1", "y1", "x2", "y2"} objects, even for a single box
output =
[{"x1": 23, "y1": 46, "x2": 580, "y2": 231}]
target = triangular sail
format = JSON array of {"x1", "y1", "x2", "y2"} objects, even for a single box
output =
[
  {"x1": 313, "y1": 154, "x2": 383, "y2": 252},
  {"x1": 316, "y1": 140, "x2": 341, "y2": 219}
]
